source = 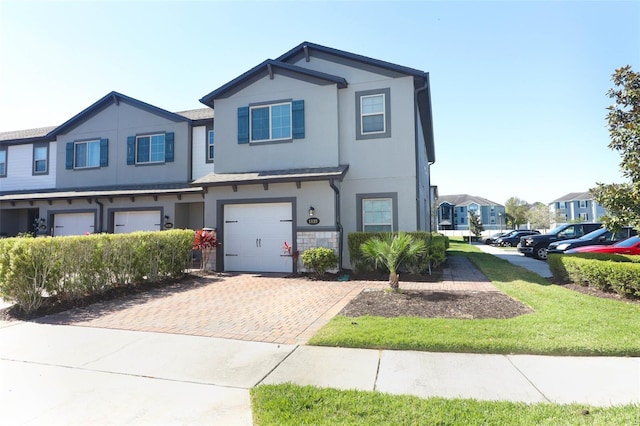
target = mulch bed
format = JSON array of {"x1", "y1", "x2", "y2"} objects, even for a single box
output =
[{"x1": 339, "y1": 289, "x2": 534, "y2": 319}]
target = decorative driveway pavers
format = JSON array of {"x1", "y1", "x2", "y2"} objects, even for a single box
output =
[{"x1": 38, "y1": 256, "x2": 497, "y2": 344}]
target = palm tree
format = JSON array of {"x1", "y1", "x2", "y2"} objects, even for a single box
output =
[{"x1": 360, "y1": 233, "x2": 427, "y2": 292}]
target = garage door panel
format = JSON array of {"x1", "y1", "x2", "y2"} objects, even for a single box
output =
[
  {"x1": 224, "y1": 203, "x2": 292, "y2": 273},
  {"x1": 114, "y1": 211, "x2": 161, "y2": 234},
  {"x1": 53, "y1": 213, "x2": 95, "y2": 236}
]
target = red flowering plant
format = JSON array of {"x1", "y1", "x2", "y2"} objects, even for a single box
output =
[
  {"x1": 282, "y1": 241, "x2": 300, "y2": 261},
  {"x1": 193, "y1": 229, "x2": 218, "y2": 270}
]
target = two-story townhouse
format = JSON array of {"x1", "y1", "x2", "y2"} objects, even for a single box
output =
[
  {"x1": 196, "y1": 41, "x2": 435, "y2": 273},
  {"x1": 0, "y1": 92, "x2": 214, "y2": 237},
  {"x1": 436, "y1": 194, "x2": 505, "y2": 231},
  {"x1": 549, "y1": 191, "x2": 606, "y2": 226}
]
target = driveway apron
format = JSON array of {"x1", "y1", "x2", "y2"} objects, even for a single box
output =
[{"x1": 36, "y1": 257, "x2": 496, "y2": 344}]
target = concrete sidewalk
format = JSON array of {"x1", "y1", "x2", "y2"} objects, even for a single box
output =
[
  {"x1": 475, "y1": 243, "x2": 553, "y2": 278},
  {"x1": 0, "y1": 322, "x2": 638, "y2": 425}
]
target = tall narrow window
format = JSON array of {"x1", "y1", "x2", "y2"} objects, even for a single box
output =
[
  {"x1": 355, "y1": 88, "x2": 391, "y2": 140},
  {"x1": 0, "y1": 149, "x2": 6, "y2": 177},
  {"x1": 361, "y1": 94, "x2": 385, "y2": 133},
  {"x1": 207, "y1": 130, "x2": 215, "y2": 162},
  {"x1": 33, "y1": 143, "x2": 48, "y2": 174}
]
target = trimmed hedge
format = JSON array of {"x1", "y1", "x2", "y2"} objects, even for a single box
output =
[
  {"x1": 347, "y1": 232, "x2": 448, "y2": 273},
  {"x1": 548, "y1": 253, "x2": 640, "y2": 298},
  {"x1": 0, "y1": 229, "x2": 195, "y2": 314}
]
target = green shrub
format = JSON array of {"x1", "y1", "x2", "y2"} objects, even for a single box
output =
[
  {"x1": 0, "y1": 229, "x2": 195, "y2": 314},
  {"x1": 347, "y1": 232, "x2": 448, "y2": 273},
  {"x1": 301, "y1": 247, "x2": 339, "y2": 278},
  {"x1": 551, "y1": 253, "x2": 640, "y2": 299},
  {"x1": 547, "y1": 253, "x2": 569, "y2": 283}
]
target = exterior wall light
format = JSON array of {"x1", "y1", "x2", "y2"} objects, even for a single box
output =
[{"x1": 308, "y1": 206, "x2": 315, "y2": 217}]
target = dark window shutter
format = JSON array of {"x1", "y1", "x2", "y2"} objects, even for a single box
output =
[
  {"x1": 100, "y1": 138, "x2": 108, "y2": 167},
  {"x1": 65, "y1": 142, "x2": 74, "y2": 169},
  {"x1": 292, "y1": 100, "x2": 305, "y2": 139},
  {"x1": 237, "y1": 106, "x2": 249, "y2": 144},
  {"x1": 127, "y1": 136, "x2": 136, "y2": 165},
  {"x1": 165, "y1": 132, "x2": 174, "y2": 162}
]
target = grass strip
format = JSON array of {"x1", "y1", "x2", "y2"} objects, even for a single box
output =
[
  {"x1": 251, "y1": 383, "x2": 639, "y2": 425},
  {"x1": 309, "y1": 241, "x2": 640, "y2": 356}
]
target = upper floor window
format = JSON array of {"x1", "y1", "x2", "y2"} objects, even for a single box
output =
[
  {"x1": 66, "y1": 139, "x2": 108, "y2": 170},
  {"x1": 33, "y1": 143, "x2": 48, "y2": 175},
  {"x1": 251, "y1": 102, "x2": 291, "y2": 142},
  {"x1": 237, "y1": 100, "x2": 304, "y2": 144},
  {"x1": 207, "y1": 130, "x2": 215, "y2": 162},
  {"x1": 126, "y1": 132, "x2": 174, "y2": 165},
  {"x1": 138, "y1": 134, "x2": 165, "y2": 163},
  {"x1": 75, "y1": 140, "x2": 100, "y2": 168},
  {"x1": 579, "y1": 200, "x2": 588, "y2": 208},
  {"x1": 0, "y1": 149, "x2": 6, "y2": 177},
  {"x1": 355, "y1": 88, "x2": 391, "y2": 140}
]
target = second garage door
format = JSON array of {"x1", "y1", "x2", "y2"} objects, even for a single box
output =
[
  {"x1": 114, "y1": 211, "x2": 162, "y2": 234},
  {"x1": 224, "y1": 202, "x2": 293, "y2": 273}
]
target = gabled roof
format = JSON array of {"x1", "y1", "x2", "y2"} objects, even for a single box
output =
[
  {"x1": 51, "y1": 91, "x2": 190, "y2": 137},
  {"x1": 437, "y1": 194, "x2": 503, "y2": 207},
  {"x1": 199, "y1": 59, "x2": 348, "y2": 107},
  {"x1": 276, "y1": 41, "x2": 429, "y2": 80},
  {"x1": 550, "y1": 191, "x2": 594, "y2": 203}
]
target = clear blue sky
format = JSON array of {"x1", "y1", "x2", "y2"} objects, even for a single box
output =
[{"x1": 1, "y1": 1, "x2": 638, "y2": 205}]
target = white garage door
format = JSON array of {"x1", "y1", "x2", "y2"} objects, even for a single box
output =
[
  {"x1": 224, "y1": 202, "x2": 293, "y2": 273},
  {"x1": 53, "y1": 212, "x2": 95, "y2": 236},
  {"x1": 114, "y1": 211, "x2": 161, "y2": 234}
]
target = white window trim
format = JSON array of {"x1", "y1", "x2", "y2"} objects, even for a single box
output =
[
  {"x1": 360, "y1": 93, "x2": 386, "y2": 135},
  {"x1": 74, "y1": 139, "x2": 101, "y2": 169},
  {"x1": 0, "y1": 149, "x2": 6, "y2": 177},
  {"x1": 579, "y1": 200, "x2": 588, "y2": 208},
  {"x1": 33, "y1": 144, "x2": 48, "y2": 174},
  {"x1": 249, "y1": 101, "x2": 292, "y2": 143},
  {"x1": 207, "y1": 130, "x2": 215, "y2": 162},
  {"x1": 136, "y1": 133, "x2": 165, "y2": 164}
]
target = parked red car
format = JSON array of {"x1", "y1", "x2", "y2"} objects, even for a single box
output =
[{"x1": 565, "y1": 235, "x2": 640, "y2": 255}]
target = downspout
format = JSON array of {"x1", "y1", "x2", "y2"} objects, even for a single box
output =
[
  {"x1": 329, "y1": 179, "x2": 343, "y2": 271},
  {"x1": 95, "y1": 199, "x2": 104, "y2": 233},
  {"x1": 414, "y1": 81, "x2": 429, "y2": 231}
]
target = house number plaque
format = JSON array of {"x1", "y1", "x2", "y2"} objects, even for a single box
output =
[{"x1": 306, "y1": 217, "x2": 320, "y2": 225}]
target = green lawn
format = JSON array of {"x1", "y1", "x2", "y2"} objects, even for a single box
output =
[
  {"x1": 309, "y1": 241, "x2": 640, "y2": 356},
  {"x1": 251, "y1": 384, "x2": 640, "y2": 426}
]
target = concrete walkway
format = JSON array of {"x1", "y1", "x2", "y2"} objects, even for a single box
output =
[
  {"x1": 476, "y1": 243, "x2": 553, "y2": 278},
  {"x1": 0, "y1": 322, "x2": 638, "y2": 425}
]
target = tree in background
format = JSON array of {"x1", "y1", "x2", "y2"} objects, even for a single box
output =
[
  {"x1": 527, "y1": 202, "x2": 554, "y2": 231},
  {"x1": 468, "y1": 210, "x2": 484, "y2": 237},
  {"x1": 505, "y1": 197, "x2": 529, "y2": 228},
  {"x1": 591, "y1": 66, "x2": 640, "y2": 230}
]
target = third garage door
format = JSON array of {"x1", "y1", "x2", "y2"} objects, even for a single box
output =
[{"x1": 224, "y1": 202, "x2": 293, "y2": 273}]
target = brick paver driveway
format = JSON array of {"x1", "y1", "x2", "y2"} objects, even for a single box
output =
[{"x1": 38, "y1": 257, "x2": 496, "y2": 344}]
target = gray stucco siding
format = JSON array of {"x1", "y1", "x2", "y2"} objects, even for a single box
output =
[
  {"x1": 55, "y1": 102, "x2": 191, "y2": 189},
  {"x1": 201, "y1": 180, "x2": 336, "y2": 232},
  {"x1": 212, "y1": 74, "x2": 340, "y2": 174}
]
